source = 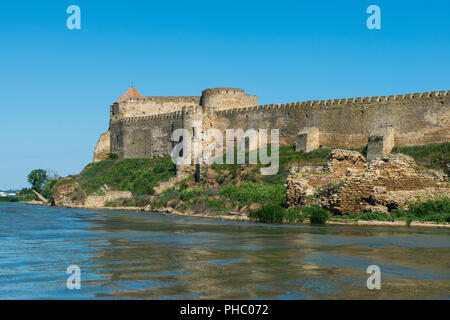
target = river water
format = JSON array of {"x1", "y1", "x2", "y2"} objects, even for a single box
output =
[{"x1": 0, "y1": 202, "x2": 449, "y2": 299}]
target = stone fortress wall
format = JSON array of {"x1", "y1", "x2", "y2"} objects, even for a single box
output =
[{"x1": 94, "y1": 87, "x2": 449, "y2": 162}]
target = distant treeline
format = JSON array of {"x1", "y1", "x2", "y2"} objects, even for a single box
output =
[
  {"x1": 0, "y1": 188, "x2": 36, "y2": 202},
  {"x1": 0, "y1": 196, "x2": 19, "y2": 202}
]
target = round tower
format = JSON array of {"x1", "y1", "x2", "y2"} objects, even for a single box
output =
[{"x1": 201, "y1": 87, "x2": 258, "y2": 112}]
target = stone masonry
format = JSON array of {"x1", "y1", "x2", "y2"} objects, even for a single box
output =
[
  {"x1": 94, "y1": 87, "x2": 449, "y2": 164},
  {"x1": 296, "y1": 127, "x2": 320, "y2": 152},
  {"x1": 286, "y1": 150, "x2": 449, "y2": 214},
  {"x1": 366, "y1": 127, "x2": 396, "y2": 161}
]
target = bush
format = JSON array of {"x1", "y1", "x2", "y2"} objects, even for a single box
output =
[
  {"x1": 341, "y1": 212, "x2": 391, "y2": 221},
  {"x1": 391, "y1": 197, "x2": 450, "y2": 223},
  {"x1": 250, "y1": 205, "x2": 330, "y2": 224},
  {"x1": 42, "y1": 178, "x2": 58, "y2": 200},
  {"x1": 391, "y1": 142, "x2": 449, "y2": 174},
  {"x1": 407, "y1": 197, "x2": 450, "y2": 217},
  {"x1": 285, "y1": 206, "x2": 305, "y2": 223},
  {"x1": 150, "y1": 191, "x2": 180, "y2": 209},
  {"x1": 220, "y1": 182, "x2": 285, "y2": 206},
  {"x1": 180, "y1": 188, "x2": 204, "y2": 201},
  {"x1": 338, "y1": 198, "x2": 450, "y2": 224},
  {"x1": 107, "y1": 153, "x2": 119, "y2": 160},
  {"x1": 206, "y1": 198, "x2": 227, "y2": 212},
  {"x1": 215, "y1": 174, "x2": 226, "y2": 184},
  {"x1": 73, "y1": 157, "x2": 176, "y2": 196},
  {"x1": 15, "y1": 188, "x2": 35, "y2": 202},
  {"x1": 249, "y1": 204, "x2": 286, "y2": 223},
  {"x1": 307, "y1": 205, "x2": 331, "y2": 224}
]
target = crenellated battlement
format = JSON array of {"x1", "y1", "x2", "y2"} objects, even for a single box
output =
[
  {"x1": 214, "y1": 90, "x2": 450, "y2": 115},
  {"x1": 123, "y1": 96, "x2": 201, "y2": 104},
  {"x1": 111, "y1": 109, "x2": 185, "y2": 125},
  {"x1": 95, "y1": 87, "x2": 450, "y2": 162},
  {"x1": 202, "y1": 87, "x2": 245, "y2": 95},
  {"x1": 111, "y1": 89, "x2": 449, "y2": 123}
]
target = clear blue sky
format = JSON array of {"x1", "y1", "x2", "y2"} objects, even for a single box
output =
[{"x1": 0, "y1": 0, "x2": 449, "y2": 189}]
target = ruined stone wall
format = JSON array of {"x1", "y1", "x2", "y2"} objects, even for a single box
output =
[
  {"x1": 213, "y1": 91, "x2": 449, "y2": 148},
  {"x1": 286, "y1": 150, "x2": 450, "y2": 214},
  {"x1": 333, "y1": 154, "x2": 449, "y2": 214}
]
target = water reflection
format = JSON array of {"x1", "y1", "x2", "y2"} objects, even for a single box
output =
[{"x1": 0, "y1": 203, "x2": 449, "y2": 299}]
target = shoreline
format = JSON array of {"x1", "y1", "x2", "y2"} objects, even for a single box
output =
[{"x1": 24, "y1": 201, "x2": 450, "y2": 228}]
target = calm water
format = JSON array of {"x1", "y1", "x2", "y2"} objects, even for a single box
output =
[{"x1": 0, "y1": 202, "x2": 449, "y2": 299}]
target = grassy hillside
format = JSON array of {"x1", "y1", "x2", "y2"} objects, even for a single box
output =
[
  {"x1": 392, "y1": 142, "x2": 449, "y2": 174},
  {"x1": 52, "y1": 156, "x2": 176, "y2": 200},
  {"x1": 51, "y1": 142, "x2": 449, "y2": 224}
]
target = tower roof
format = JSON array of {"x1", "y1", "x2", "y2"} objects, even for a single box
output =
[{"x1": 115, "y1": 86, "x2": 141, "y2": 103}]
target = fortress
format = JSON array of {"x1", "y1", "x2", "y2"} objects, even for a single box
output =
[{"x1": 94, "y1": 87, "x2": 449, "y2": 164}]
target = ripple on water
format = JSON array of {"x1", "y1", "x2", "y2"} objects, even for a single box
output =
[{"x1": 0, "y1": 203, "x2": 449, "y2": 299}]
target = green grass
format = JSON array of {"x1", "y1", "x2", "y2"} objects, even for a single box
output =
[
  {"x1": 250, "y1": 204, "x2": 331, "y2": 225},
  {"x1": 211, "y1": 146, "x2": 331, "y2": 187},
  {"x1": 14, "y1": 189, "x2": 36, "y2": 202},
  {"x1": 180, "y1": 188, "x2": 204, "y2": 202},
  {"x1": 251, "y1": 198, "x2": 449, "y2": 225},
  {"x1": 336, "y1": 197, "x2": 450, "y2": 224},
  {"x1": 392, "y1": 197, "x2": 450, "y2": 223},
  {"x1": 277, "y1": 145, "x2": 331, "y2": 169},
  {"x1": 284, "y1": 206, "x2": 306, "y2": 223},
  {"x1": 249, "y1": 204, "x2": 286, "y2": 223},
  {"x1": 337, "y1": 212, "x2": 394, "y2": 222},
  {"x1": 307, "y1": 205, "x2": 331, "y2": 224},
  {"x1": 50, "y1": 142, "x2": 449, "y2": 226},
  {"x1": 220, "y1": 182, "x2": 286, "y2": 206},
  {"x1": 391, "y1": 142, "x2": 450, "y2": 174},
  {"x1": 56, "y1": 156, "x2": 176, "y2": 196}
]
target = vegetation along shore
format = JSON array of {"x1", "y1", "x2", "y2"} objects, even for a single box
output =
[{"x1": 19, "y1": 142, "x2": 450, "y2": 228}]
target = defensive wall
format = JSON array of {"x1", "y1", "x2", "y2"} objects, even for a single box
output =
[{"x1": 94, "y1": 88, "x2": 449, "y2": 162}]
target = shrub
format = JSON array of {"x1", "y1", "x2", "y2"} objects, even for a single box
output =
[
  {"x1": 339, "y1": 212, "x2": 393, "y2": 222},
  {"x1": 107, "y1": 153, "x2": 119, "y2": 160},
  {"x1": 153, "y1": 160, "x2": 175, "y2": 173},
  {"x1": 42, "y1": 178, "x2": 58, "y2": 200},
  {"x1": 307, "y1": 205, "x2": 331, "y2": 224},
  {"x1": 407, "y1": 197, "x2": 450, "y2": 217},
  {"x1": 391, "y1": 197, "x2": 450, "y2": 223},
  {"x1": 241, "y1": 172, "x2": 258, "y2": 183},
  {"x1": 336, "y1": 198, "x2": 450, "y2": 224},
  {"x1": 206, "y1": 198, "x2": 227, "y2": 212},
  {"x1": 285, "y1": 206, "x2": 305, "y2": 223},
  {"x1": 220, "y1": 182, "x2": 285, "y2": 206},
  {"x1": 180, "y1": 188, "x2": 204, "y2": 201},
  {"x1": 249, "y1": 204, "x2": 286, "y2": 223},
  {"x1": 215, "y1": 174, "x2": 226, "y2": 184},
  {"x1": 72, "y1": 157, "x2": 176, "y2": 196},
  {"x1": 15, "y1": 188, "x2": 35, "y2": 202},
  {"x1": 391, "y1": 142, "x2": 449, "y2": 174}
]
